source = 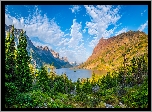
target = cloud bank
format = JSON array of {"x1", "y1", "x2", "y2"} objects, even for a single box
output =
[
  {"x1": 84, "y1": 5, "x2": 121, "y2": 48},
  {"x1": 5, "y1": 5, "x2": 87, "y2": 64}
]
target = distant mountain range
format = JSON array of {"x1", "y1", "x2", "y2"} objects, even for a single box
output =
[
  {"x1": 78, "y1": 30, "x2": 148, "y2": 71},
  {"x1": 5, "y1": 24, "x2": 73, "y2": 69}
]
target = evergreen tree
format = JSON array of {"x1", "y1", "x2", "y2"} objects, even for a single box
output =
[
  {"x1": 91, "y1": 71, "x2": 96, "y2": 86},
  {"x1": 5, "y1": 25, "x2": 18, "y2": 107},
  {"x1": 83, "y1": 78, "x2": 92, "y2": 93},
  {"x1": 15, "y1": 29, "x2": 32, "y2": 92},
  {"x1": 76, "y1": 78, "x2": 81, "y2": 93},
  {"x1": 5, "y1": 25, "x2": 16, "y2": 82},
  {"x1": 37, "y1": 66, "x2": 50, "y2": 92}
]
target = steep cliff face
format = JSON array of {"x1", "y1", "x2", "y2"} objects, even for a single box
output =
[
  {"x1": 78, "y1": 31, "x2": 148, "y2": 71},
  {"x1": 36, "y1": 45, "x2": 72, "y2": 68},
  {"x1": 5, "y1": 24, "x2": 72, "y2": 69},
  {"x1": 49, "y1": 48, "x2": 59, "y2": 58}
]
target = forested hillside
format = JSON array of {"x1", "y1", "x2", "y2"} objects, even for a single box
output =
[{"x1": 78, "y1": 31, "x2": 148, "y2": 71}]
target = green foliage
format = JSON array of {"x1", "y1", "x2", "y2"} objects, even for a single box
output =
[
  {"x1": 36, "y1": 66, "x2": 51, "y2": 92},
  {"x1": 121, "y1": 77, "x2": 148, "y2": 108},
  {"x1": 76, "y1": 78, "x2": 82, "y2": 93},
  {"x1": 102, "y1": 94, "x2": 119, "y2": 106},
  {"x1": 5, "y1": 25, "x2": 18, "y2": 107},
  {"x1": 100, "y1": 72, "x2": 117, "y2": 89},
  {"x1": 82, "y1": 78, "x2": 92, "y2": 94},
  {"x1": 15, "y1": 29, "x2": 33, "y2": 92},
  {"x1": 91, "y1": 71, "x2": 96, "y2": 85},
  {"x1": 101, "y1": 58, "x2": 105, "y2": 63}
]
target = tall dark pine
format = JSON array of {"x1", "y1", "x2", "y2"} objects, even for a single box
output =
[
  {"x1": 16, "y1": 29, "x2": 32, "y2": 92},
  {"x1": 5, "y1": 25, "x2": 16, "y2": 81},
  {"x1": 5, "y1": 25, "x2": 17, "y2": 107}
]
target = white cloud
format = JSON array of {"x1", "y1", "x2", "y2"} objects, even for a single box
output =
[
  {"x1": 57, "y1": 19, "x2": 88, "y2": 63},
  {"x1": 138, "y1": 21, "x2": 148, "y2": 31},
  {"x1": 5, "y1": 5, "x2": 91, "y2": 64},
  {"x1": 63, "y1": 33, "x2": 70, "y2": 37},
  {"x1": 89, "y1": 39, "x2": 100, "y2": 48},
  {"x1": 67, "y1": 19, "x2": 83, "y2": 48},
  {"x1": 141, "y1": 13, "x2": 143, "y2": 16},
  {"x1": 57, "y1": 38, "x2": 70, "y2": 46},
  {"x1": 69, "y1": 5, "x2": 81, "y2": 14},
  {"x1": 58, "y1": 43, "x2": 88, "y2": 64},
  {"x1": 115, "y1": 28, "x2": 127, "y2": 36},
  {"x1": 5, "y1": 6, "x2": 64, "y2": 46},
  {"x1": 84, "y1": 5, "x2": 121, "y2": 48}
]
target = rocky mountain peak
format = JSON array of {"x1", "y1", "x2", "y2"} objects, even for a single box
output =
[
  {"x1": 43, "y1": 46, "x2": 49, "y2": 51},
  {"x1": 49, "y1": 49, "x2": 59, "y2": 58},
  {"x1": 37, "y1": 46, "x2": 43, "y2": 50}
]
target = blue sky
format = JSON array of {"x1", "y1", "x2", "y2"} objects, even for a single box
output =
[{"x1": 5, "y1": 5, "x2": 148, "y2": 64}]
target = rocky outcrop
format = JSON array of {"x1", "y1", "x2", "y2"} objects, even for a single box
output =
[
  {"x1": 42, "y1": 46, "x2": 49, "y2": 51},
  {"x1": 50, "y1": 49, "x2": 59, "y2": 58},
  {"x1": 60, "y1": 57, "x2": 68, "y2": 62},
  {"x1": 105, "y1": 103, "x2": 114, "y2": 108},
  {"x1": 37, "y1": 46, "x2": 43, "y2": 50},
  {"x1": 92, "y1": 84, "x2": 100, "y2": 93},
  {"x1": 36, "y1": 46, "x2": 68, "y2": 62}
]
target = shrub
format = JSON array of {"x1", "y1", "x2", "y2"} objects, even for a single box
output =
[{"x1": 121, "y1": 77, "x2": 148, "y2": 108}]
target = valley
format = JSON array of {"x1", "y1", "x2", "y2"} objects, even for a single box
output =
[{"x1": 5, "y1": 25, "x2": 148, "y2": 108}]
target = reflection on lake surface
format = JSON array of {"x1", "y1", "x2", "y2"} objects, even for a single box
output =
[{"x1": 53, "y1": 68, "x2": 107, "y2": 82}]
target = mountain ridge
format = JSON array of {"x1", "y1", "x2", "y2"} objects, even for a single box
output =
[{"x1": 78, "y1": 30, "x2": 148, "y2": 71}]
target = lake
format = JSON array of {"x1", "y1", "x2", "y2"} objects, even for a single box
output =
[{"x1": 49, "y1": 68, "x2": 107, "y2": 82}]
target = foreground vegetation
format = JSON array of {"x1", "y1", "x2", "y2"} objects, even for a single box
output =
[{"x1": 5, "y1": 26, "x2": 148, "y2": 108}]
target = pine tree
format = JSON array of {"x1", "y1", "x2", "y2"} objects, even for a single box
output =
[
  {"x1": 5, "y1": 25, "x2": 16, "y2": 82},
  {"x1": 76, "y1": 78, "x2": 81, "y2": 93},
  {"x1": 5, "y1": 25, "x2": 18, "y2": 107},
  {"x1": 37, "y1": 66, "x2": 50, "y2": 92},
  {"x1": 15, "y1": 29, "x2": 32, "y2": 92},
  {"x1": 91, "y1": 71, "x2": 96, "y2": 86}
]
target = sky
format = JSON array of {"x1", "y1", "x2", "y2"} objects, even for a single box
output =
[{"x1": 5, "y1": 5, "x2": 148, "y2": 64}]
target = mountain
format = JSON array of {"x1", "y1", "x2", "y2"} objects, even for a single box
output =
[
  {"x1": 5, "y1": 24, "x2": 73, "y2": 69},
  {"x1": 78, "y1": 30, "x2": 148, "y2": 71}
]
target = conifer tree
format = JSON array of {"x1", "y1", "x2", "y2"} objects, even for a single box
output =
[
  {"x1": 5, "y1": 25, "x2": 18, "y2": 107},
  {"x1": 15, "y1": 29, "x2": 32, "y2": 92},
  {"x1": 76, "y1": 78, "x2": 81, "y2": 93},
  {"x1": 91, "y1": 71, "x2": 96, "y2": 86},
  {"x1": 5, "y1": 25, "x2": 16, "y2": 82},
  {"x1": 37, "y1": 66, "x2": 50, "y2": 92}
]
